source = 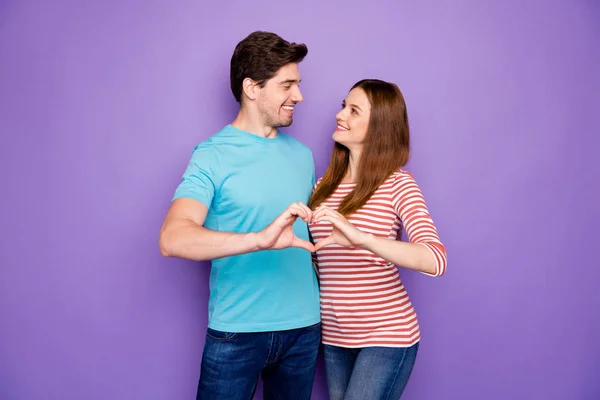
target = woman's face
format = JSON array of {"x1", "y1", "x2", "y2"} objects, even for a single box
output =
[{"x1": 332, "y1": 87, "x2": 371, "y2": 150}]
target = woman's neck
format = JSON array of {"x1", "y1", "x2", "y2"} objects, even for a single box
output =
[{"x1": 343, "y1": 149, "x2": 361, "y2": 183}]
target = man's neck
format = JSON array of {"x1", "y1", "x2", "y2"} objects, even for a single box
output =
[{"x1": 231, "y1": 107, "x2": 278, "y2": 138}]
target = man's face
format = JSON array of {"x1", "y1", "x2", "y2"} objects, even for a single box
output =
[{"x1": 255, "y1": 63, "x2": 304, "y2": 128}]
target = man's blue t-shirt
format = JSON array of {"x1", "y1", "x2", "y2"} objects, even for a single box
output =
[{"x1": 172, "y1": 124, "x2": 320, "y2": 332}]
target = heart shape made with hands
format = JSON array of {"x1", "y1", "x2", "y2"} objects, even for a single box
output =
[{"x1": 311, "y1": 205, "x2": 368, "y2": 251}]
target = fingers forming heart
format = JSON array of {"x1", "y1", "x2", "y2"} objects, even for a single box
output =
[
  {"x1": 289, "y1": 202, "x2": 313, "y2": 223},
  {"x1": 314, "y1": 235, "x2": 335, "y2": 251},
  {"x1": 293, "y1": 237, "x2": 316, "y2": 252}
]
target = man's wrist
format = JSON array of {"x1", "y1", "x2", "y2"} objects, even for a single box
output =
[{"x1": 244, "y1": 231, "x2": 262, "y2": 251}]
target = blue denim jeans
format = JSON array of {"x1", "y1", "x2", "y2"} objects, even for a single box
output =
[
  {"x1": 323, "y1": 342, "x2": 419, "y2": 400},
  {"x1": 196, "y1": 322, "x2": 321, "y2": 399}
]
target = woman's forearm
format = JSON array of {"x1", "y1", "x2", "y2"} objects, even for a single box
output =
[{"x1": 360, "y1": 234, "x2": 443, "y2": 276}]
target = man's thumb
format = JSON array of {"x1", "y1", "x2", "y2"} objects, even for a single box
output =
[{"x1": 293, "y1": 238, "x2": 316, "y2": 252}]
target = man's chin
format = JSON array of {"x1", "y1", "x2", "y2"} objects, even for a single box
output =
[{"x1": 276, "y1": 118, "x2": 293, "y2": 128}]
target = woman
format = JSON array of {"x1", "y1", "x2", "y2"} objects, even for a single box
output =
[{"x1": 308, "y1": 79, "x2": 447, "y2": 400}]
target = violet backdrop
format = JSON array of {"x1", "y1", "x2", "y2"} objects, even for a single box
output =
[{"x1": 1, "y1": 0, "x2": 599, "y2": 399}]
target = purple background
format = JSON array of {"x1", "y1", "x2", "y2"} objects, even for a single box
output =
[{"x1": 1, "y1": 1, "x2": 599, "y2": 399}]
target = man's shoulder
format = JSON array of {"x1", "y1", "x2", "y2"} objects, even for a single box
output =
[
  {"x1": 190, "y1": 125, "x2": 237, "y2": 152},
  {"x1": 278, "y1": 131, "x2": 313, "y2": 156}
]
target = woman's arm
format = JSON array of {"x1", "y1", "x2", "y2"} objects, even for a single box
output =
[{"x1": 313, "y1": 172, "x2": 447, "y2": 276}]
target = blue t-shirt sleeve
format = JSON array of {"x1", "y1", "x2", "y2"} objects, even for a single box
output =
[{"x1": 172, "y1": 143, "x2": 219, "y2": 209}]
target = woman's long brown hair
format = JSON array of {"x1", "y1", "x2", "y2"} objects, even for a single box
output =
[{"x1": 308, "y1": 79, "x2": 410, "y2": 216}]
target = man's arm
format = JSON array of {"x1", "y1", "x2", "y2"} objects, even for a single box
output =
[
  {"x1": 159, "y1": 198, "x2": 315, "y2": 261},
  {"x1": 159, "y1": 198, "x2": 261, "y2": 261}
]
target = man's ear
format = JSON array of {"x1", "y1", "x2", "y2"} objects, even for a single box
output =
[{"x1": 242, "y1": 78, "x2": 258, "y2": 101}]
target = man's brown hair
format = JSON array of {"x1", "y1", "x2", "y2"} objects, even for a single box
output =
[{"x1": 230, "y1": 31, "x2": 308, "y2": 103}]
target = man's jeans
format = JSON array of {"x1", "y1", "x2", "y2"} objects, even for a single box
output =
[
  {"x1": 196, "y1": 322, "x2": 321, "y2": 399},
  {"x1": 323, "y1": 342, "x2": 419, "y2": 400}
]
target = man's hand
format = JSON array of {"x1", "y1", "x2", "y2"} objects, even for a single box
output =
[{"x1": 255, "y1": 202, "x2": 315, "y2": 252}]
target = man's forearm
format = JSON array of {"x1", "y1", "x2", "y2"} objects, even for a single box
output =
[{"x1": 159, "y1": 220, "x2": 261, "y2": 261}]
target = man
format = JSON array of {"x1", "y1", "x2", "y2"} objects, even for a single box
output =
[{"x1": 159, "y1": 31, "x2": 320, "y2": 400}]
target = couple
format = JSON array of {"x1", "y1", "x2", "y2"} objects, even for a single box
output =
[{"x1": 159, "y1": 31, "x2": 447, "y2": 400}]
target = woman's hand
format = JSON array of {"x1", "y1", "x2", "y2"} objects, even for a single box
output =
[{"x1": 312, "y1": 205, "x2": 371, "y2": 251}]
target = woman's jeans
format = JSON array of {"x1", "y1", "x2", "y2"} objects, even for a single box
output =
[{"x1": 324, "y1": 342, "x2": 419, "y2": 400}]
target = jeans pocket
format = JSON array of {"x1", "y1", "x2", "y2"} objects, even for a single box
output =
[{"x1": 206, "y1": 327, "x2": 239, "y2": 342}]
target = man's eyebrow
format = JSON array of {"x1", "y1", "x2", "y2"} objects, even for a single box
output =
[{"x1": 279, "y1": 79, "x2": 301, "y2": 84}]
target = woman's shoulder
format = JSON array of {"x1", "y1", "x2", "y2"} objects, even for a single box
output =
[
  {"x1": 314, "y1": 176, "x2": 324, "y2": 188},
  {"x1": 390, "y1": 168, "x2": 416, "y2": 184}
]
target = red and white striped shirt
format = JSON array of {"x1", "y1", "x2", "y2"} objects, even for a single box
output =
[{"x1": 308, "y1": 169, "x2": 447, "y2": 348}]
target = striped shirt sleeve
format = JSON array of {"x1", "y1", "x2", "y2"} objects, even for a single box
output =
[{"x1": 391, "y1": 172, "x2": 447, "y2": 277}]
